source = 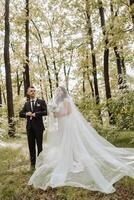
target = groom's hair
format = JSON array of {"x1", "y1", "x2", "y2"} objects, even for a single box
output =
[
  {"x1": 26, "y1": 86, "x2": 36, "y2": 100},
  {"x1": 27, "y1": 86, "x2": 35, "y2": 91}
]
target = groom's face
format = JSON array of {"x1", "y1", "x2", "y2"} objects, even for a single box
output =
[{"x1": 27, "y1": 87, "x2": 36, "y2": 99}]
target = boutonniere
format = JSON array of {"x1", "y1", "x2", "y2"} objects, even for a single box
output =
[{"x1": 36, "y1": 103, "x2": 40, "y2": 107}]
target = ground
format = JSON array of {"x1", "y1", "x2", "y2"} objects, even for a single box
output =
[{"x1": 0, "y1": 131, "x2": 134, "y2": 200}]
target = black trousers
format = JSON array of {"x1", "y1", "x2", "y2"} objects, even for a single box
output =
[{"x1": 27, "y1": 125, "x2": 43, "y2": 166}]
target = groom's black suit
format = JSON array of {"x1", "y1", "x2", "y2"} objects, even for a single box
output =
[{"x1": 19, "y1": 98, "x2": 47, "y2": 167}]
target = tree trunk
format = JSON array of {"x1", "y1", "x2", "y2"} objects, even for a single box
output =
[
  {"x1": 4, "y1": 0, "x2": 15, "y2": 136},
  {"x1": 86, "y1": 71, "x2": 95, "y2": 98},
  {"x1": 120, "y1": 46, "x2": 127, "y2": 78},
  {"x1": 0, "y1": 67, "x2": 5, "y2": 105},
  {"x1": 0, "y1": 86, "x2": 2, "y2": 107},
  {"x1": 11, "y1": 44, "x2": 23, "y2": 95},
  {"x1": 0, "y1": 86, "x2": 2, "y2": 123},
  {"x1": 113, "y1": 46, "x2": 123, "y2": 87},
  {"x1": 129, "y1": 0, "x2": 134, "y2": 25},
  {"x1": 113, "y1": 46, "x2": 127, "y2": 89},
  {"x1": 98, "y1": 0, "x2": 111, "y2": 100},
  {"x1": 16, "y1": 69, "x2": 23, "y2": 95},
  {"x1": 31, "y1": 20, "x2": 53, "y2": 97},
  {"x1": 49, "y1": 31, "x2": 59, "y2": 87},
  {"x1": 42, "y1": 51, "x2": 53, "y2": 98},
  {"x1": 63, "y1": 61, "x2": 69, "y2": 92},
  {"x1": 16, "y1": 70, "x2": 19, "y2": 95},
  {"x1": 24, "y1": 0, "x2": 30, "y2": 96},
  {"x1": 3, "y1": 92, "x2": 6, "y2": 105},
  {"x1": 63, "y1": 50, "x2": 72, "y2": 92},
  {"x1": 121, "y1": 57, "x2": 126, "y2": 76},
  {"x1": 82, "y1": 71, "x2": 86, "y2": 95},
  {"x1": 98, "y1": 0, "x2": 113, "y2": 123},
  {"x1": 85, "y1": 5, "x2": 100, "y2": 105},
  {"x1": 110, "y1": 2, "x2": 124, "y2": 89},
  {"x1": 103, "y1": 48, "x2": 111, "y2": 99},
  {"x1": 38, "y1": 55, "x2": 44, "y2": 99}
]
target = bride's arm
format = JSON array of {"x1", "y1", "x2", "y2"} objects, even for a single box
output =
[{"x1": 54, "y1": 101, "x2": 72, "y2": 118}]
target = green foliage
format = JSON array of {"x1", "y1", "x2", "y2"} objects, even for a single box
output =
[
  {"x1": 76, "y1": 95, "x2": 101, "y2": 123},
  {"x1": 75, "y1": 95, "x2": 111, "y2": 136},
  {"x1": 76, "y1": 91, "x2": 134, "y2": 132},
  {"x1": 0, "y1": 106, "x2": 8, "y2": 138},
  {"x1": 108, "y1": 91, "x2": 134, "y2": 130},
  {"x1": 0, "y1": 101, "x2": 26, "y2": 138}
]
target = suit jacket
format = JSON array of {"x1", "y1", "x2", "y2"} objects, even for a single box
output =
[{"x1": 19, "y1": 98, "x2": 47, "y2": 132}]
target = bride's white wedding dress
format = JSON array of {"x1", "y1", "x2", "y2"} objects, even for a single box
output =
[{"x1": 28, "y1": 87, "x2": 134, "y2": 194}]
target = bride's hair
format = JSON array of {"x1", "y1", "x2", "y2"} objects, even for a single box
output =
[
  {"x1": 54, "y1": 86, "x2": 68, "y2": 105},
  {"x1": 59, "y1": 86, "x2": 68, "y2": 98}
]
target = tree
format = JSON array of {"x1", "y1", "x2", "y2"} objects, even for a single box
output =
[
  {"x1": 63, "y1": 49, "x2": 73, "y2": 92},
  {"x1": 24, "y1": 0, "x2": 30, "y2": 96},
  {"x1": 129, "y1": 0, "x2": 134, "y2": 25},
  {"x1": 49, "y1": 29, "x2": 59, "y2": 87},
  {"x1": 98, "y1": 0, "x2": 111, "y2": 101},
  {"x1": 0, "y1": 86, "x2": 2, "y2": 107},
  {"x1": 31, "y1": 19, "x2": 53, "y2": 97},
  {"x1": 110, "y1": 1, "x2": 126, "y2": 89},
  {"x1": 16, "y1": 69, "x2": 23, "y2": 95},
  {"x1": 4, "y1": 0, "x2": 15, "y2": 136},
  {"x1": 85, "y1": 0, "x2": 100, "y2": 105}
]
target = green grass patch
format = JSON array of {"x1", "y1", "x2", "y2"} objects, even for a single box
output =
[{"x1": 108, "y1": 131, "x2": 134, "y2": 147}]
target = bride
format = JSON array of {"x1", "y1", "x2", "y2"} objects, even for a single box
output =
[{"x1": 28, "y1": 86, "x2": 134, "y2": 194}]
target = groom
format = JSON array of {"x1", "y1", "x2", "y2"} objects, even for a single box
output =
[{"x1": 19, "y1": 86, "x2": 47, "y2": 170}]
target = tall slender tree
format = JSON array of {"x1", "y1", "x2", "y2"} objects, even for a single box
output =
[
  {"x1": 98, "y1": 0, "x2": 111, "y2": 101},
  {"x1": 11, "y1": 44, "x2": 23, "y2": 95},
  {"x1": 82, "y1": 71, "x2": 86, "y2": 95},
  {"x1": 49, "y1": 30, "x2": 59, "y2": 87},
  {"x1": 4, "y1": 0, "x2": 15, "y2": 136},
  {"x1": 129, "y1": 0, "x2": 134, "y2": 25},
  {"x1": 31, "y1": 20, "x2": 53, "y2": 97},
  {"x1": 0, "y1": 86, "x2": 2, "y2": 107},
  {"x1": 85, "y1": 0, "x2": 100, "y2": 105},
  {"x1": 98, "y1": 0, "x2": 114, "y2": 123},
  {"x1": 110, "y1": 1, "x2": 126, "y2": 89},
  {"x1": 63, "y1": 49, "x2": 73, "y2": 92},
  {"x1": 0, "y1": 67, "x2": 6, "y2": 105},
  {"x1": 24, "y1": 0, "x2": 30, "y2": 96},
  {"x1": 16, "y1": 69, "x2": 23, "y2": 95}
]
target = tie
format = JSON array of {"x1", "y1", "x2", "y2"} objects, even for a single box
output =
[{"x1": 31, "y1": 100, "x2": 35, "y2": 112}]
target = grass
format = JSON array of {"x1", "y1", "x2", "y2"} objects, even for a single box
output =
[
  {"x1": 108, "y1": 130, "x2": 134, "y2": 147},
  {"x1": 0, "y1": 131, "x2": 134, "y2": 200}
]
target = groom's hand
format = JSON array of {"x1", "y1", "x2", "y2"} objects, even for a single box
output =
[
  {"x1": 26, "y1": 112, "x2": 33, "y2": 117},
  {"x1": 32, "y1": 113, "x2": 36, "y2": 117}
]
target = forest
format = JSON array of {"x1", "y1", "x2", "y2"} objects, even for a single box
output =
[{"x1": 0, "y1": 0, "x2": 134, "y2": 199}]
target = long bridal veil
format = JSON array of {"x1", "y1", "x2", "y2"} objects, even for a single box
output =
[{"x1": 28, "y1": 87, "x2": 134, "y2": 194}]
